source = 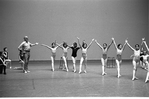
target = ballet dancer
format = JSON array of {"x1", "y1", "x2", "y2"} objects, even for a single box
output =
[
  {"x1": 142, "y1": 38, "x2": 149, "y2": 83},
  {"x1": 126, "y1": 40, "x2": 141, "y2": 81},
  {"x1": 3, "y1": 47, "x2": 12, "y2": 69},
  {"x1": 70, "y1": 42, "x2": 81, "y2": 73},
  {"x1": 18, "y1": 36, "x2": 38, "y2": 73},
  {"x1": 41, "y1": 41, "x2": 61, "y2": 71},
  {"x1": 112, "y1": 38, "x2": 127, "y2": 78},
  {"x1": 140, "y1": 48, "x2": 145, "y2": 68},
  {"x1": 57, "y1": 42, "x2": 70, "y2": 72},
  {"x1": 95, "y1": 39, "x2": 113, "y2": 76},
  {"x1": 77, "y1": 37, "x2": 94, "y2": 74}
]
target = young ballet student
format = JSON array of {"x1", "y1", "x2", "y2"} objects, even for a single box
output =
[
  {"x1": 95, "y1": 39, "x2": 113, "y2": 76},
  {"x1": 18, "y1": 36, "x2": 38, "y2": 73},
  {"x1": 140, "y1": 51, "x2": 149, "y2": 70},
  {"x1": 41, "y1": 41, "x2": 61, "y2": 71},
  {"x1": 77, "y1": 37, "x2": 94, "y2": 74},
  {"x1": 57, "y1": 42, "x2": 70, "y2": 72},
  {"x1": 126, "y1": 40, "x2": 141, "y2": 81},
  {"x1": 112, "y1": 38, "x2": 127, "y2": 78},
  {"x1": 0, "y1": 51, "x2": 7, "y2": 75},
  {"x1": 3, "y1": 47, "x2": 12, "y2": 69},
  {"x1": 142, "y1": 38, "x2": 149, "y2": 83},
  {"x1": 141, "y1": 51, "x2": 149, "y2": 83},
  {"x1": 140, "y1": 48, "x2": 145, "y2": 68},
  {"x1": 70, "y1": 42, "x2": 81, "y2": 73}
]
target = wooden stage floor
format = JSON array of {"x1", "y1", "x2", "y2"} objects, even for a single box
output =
[{"x1": 0, "y1": 60, "x2": 149, "y2": 97}]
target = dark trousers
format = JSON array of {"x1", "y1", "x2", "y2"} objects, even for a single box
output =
[
  {"x1": 23, "y1": 52, "x2": 30, "y2": 71},
  {"x1": 0, "y1": 65, "x2": 6, "y2": 74}
]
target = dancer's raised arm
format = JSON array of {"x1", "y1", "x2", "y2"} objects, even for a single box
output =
[
  {"x1": 87, "y1": 39, "x2": 94, "y2": 49},
  {"x1": 41, "y1": 44, "x2": 52, "y2": 50},
  {"x1": 142, "y1": 38, "x2": 149, "y2": 51},
  {"x1": 56, "y1": 42, "x2": 63, "y2": 49},
  {"x1": 126, "y1": 40, "x2": 135, "y2": 51},
  {"x1": 121, "y1": 39, "x2": 127, "y2": 51},
  {"x1": 107, "y1": 39, "x2": 113, "y2": 50},
  {"x1": 95, "y1": 40, "x2": 103, "y2": 49},
  {"x1": 77, "y1": 37, "x2": 82, "y2": 48},
  {"x1": 112, "y1": 38, "x2": 117, "y2": 50}
]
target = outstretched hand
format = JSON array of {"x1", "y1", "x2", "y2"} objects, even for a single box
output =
[
  {"x1": 142, "y1": 38, "x2": 145, "y2": 41},
  {"x1": 125, "y1": 40, "x2": 128, "y2": 43},
  {"x1": 112, "y1": 37, "x2": 114, "y2": 40}
]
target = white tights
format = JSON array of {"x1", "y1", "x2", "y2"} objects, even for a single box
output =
[
  {"x1": 79, "y1": 57, "x2": 87, "y2": 73},
  {"x1": 145, "y1": 61, "x2": 149, "y2": 82},
  {"x1": 72, "y1": 57, "x2": 77, "y2": 72},
  {"x1": 51, "y1": 56, "x2": 55, "y2": 71},
  {"x1": 101, "y1": 58, "x2": 107, "y2": 75},
  {"x1": 62, "y1": 56, "x2": 68, "y2": 71},
  {"x1": 116, "y1": 59, "x2": 122, "y2": 78}
]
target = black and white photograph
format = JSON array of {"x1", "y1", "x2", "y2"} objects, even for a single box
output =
[{"x1": 0, "y1": 0, "x2": 148, "y2": 97}]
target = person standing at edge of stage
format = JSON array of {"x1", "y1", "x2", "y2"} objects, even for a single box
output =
[{"x1": 18, "y1": 36, "x2": 38, "y2": 73}]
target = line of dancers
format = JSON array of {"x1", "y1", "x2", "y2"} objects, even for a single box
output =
[{"x1": 16, "y1": 36, "x2": 149, "y2": 83}]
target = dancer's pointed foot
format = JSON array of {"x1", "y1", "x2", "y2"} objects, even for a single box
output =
[
  {"x1": 79, "y1": 71, "x2": 82, "y2": 74},
  {"x1": 73, "y1": 70, "x2": 76, "y2": 73},
  {"x1": 132, "y1": 77, "x2": 138, "y2": 81},
  {"x1": 145, "y1": 79, "x2": 149, "y2": 83},
  {"x1": 118, "y1": 74, "x2": 121, "y2": 78},
  {"x1": 102, "y1": 72, "x2": 107, "y2": 76},
  {"x1": 84, "y1": 70, "x2": 87, "y2": 73}
]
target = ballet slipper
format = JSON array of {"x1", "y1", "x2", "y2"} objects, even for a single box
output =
[
  {"x1": 73, "y1": 70, "x2": 76, "y2": 73},
  {"x1": 102, "y1": 72, "x2": 107, "y2": 76},
  {"x1": 118, "y1": 74, "x2": 121, "y2": 78},
  {"x1": 52, "y1": 69, "x2": 54, "y2": 72},
  {"x1": 145, "y1": 79, "x2": 149, "y2": 83},
  {"x1": 79, "y1": 71, "x2": 82, "y2": 74},
  {"x1": 84, "y1": 70, "x2": 87, "y2": 73},
  {"x1": 132, "y1": 77, "x2": 138, "y2": 81}
]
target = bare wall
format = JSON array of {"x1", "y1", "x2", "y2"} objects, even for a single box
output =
[{"x1": 0, "y1": 0, "x2": 148, "y2": 61}]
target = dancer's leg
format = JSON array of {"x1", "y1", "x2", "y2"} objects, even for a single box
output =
[
  {"x1": 79, "y1": 57, "x2": 84, "y2": 74},
  {"x1": 72, "y1": 57, "x2": 76, "y2": 72},
  {"x1": 101, "y1": 58, "x2": 107, "y2": 75},
  {"x1": 63, "y1": 56, "x2": 68, "y2": 71}
]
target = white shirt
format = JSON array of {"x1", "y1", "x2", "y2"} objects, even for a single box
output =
[{"x1": 18, "y1": 41, "x2": 32, "y2": 51}]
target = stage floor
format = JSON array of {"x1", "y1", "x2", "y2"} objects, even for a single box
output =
[{"x1": 0, "y1": 61, "x2": 149, "y2": 97}]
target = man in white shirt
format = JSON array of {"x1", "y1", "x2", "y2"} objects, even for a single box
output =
[{"x1": 18, "y1": 36, "x2": 38, "y2": 73}]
